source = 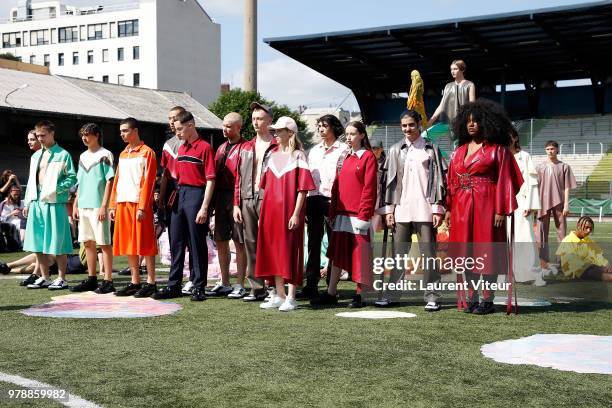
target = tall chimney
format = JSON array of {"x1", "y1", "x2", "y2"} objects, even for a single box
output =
[{"x1": 244, "y1": 0, "x2": 257, "y2": 92}]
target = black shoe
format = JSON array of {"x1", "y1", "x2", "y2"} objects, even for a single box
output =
[
  {"x1": 134, "y1": 283, "x2": 157, "y2": 298},
  {"x1": 310, "y1": 292, "x2": 338, "y2": 307},
  {"x1": 374, "y1": 298, "x2": 397, "y2": 308},
  {"x1": 95, "y1": 280, "x2": 116, "y2": 294},
  {"x1": 204, "y1": 282, "x2": 233, "y2": 297},
  {"x1": 348, "y1": 294, "x2": 365, "y2": 308},
  {"x1": 473, "y1": 301, "x2": 495, "y2": 315},
  {"x1": 118, "y1": 267, "x2": 131, "y2": 276},
  {"x1": 152, "y1": 286, "x2": 182, "y2": 300},
  {"x1": 296, "y1": 286, "x2": 319, "y2": 300},
  {"x1": 0, "y1": 262, "x2": 10, "y2": 275},
  {"x1": 70, "y1": 278, "x2": 98, "y2": 292},
  {"x1": 191, "y1": 288, "x2": 206, "y2": 302},
  {"x1": 463, "y1": 301, "x2": 480, "y2": 314},
  {"x1": 19, "y1": 273, "x2": 38, "y2": 286},
  {"x1": 114, "y1": 282, "x2": 142, "y2": 296}
]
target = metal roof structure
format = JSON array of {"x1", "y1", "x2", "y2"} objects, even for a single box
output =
[
  {"x1": 0, "y1": 67, "x2": 222, "y2": 129},
  {"x1": 265, "y1": 1, "x2": 612, "y2": 120}
]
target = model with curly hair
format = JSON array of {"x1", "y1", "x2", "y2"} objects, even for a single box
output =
[{"x1": 445, "y1": 99, "x2": 523, "y2": 314}]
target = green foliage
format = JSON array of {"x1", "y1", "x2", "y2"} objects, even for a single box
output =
[
  {"x1": 208, "y1": 88, "x2": 314, "y2": 148},
  {"x1": 0, "y1": 52, "x2": 20, "y2": 61}
]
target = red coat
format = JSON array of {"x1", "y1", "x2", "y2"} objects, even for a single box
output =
[{"x1": 446, "y1": 143, "x2": 523, "y2": 274}]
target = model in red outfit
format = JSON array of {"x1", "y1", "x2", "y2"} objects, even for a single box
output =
[
  {"x1": 312, "y1": 121, "x2": 377, "y2": 309},
  {"x1": 445, "y1": 99, "x2": 523, "y2": 315},
  {"x1": 255, "y1": 117, "x2": 315, "y2": 312}
]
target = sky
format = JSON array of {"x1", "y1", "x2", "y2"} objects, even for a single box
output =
[{"x1": 0, "y1": 0, "x2": 599, "y2": 110}]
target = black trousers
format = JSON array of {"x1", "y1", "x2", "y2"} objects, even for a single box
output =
[
  {"x1": 168, "y1": 186, "x2": 208, "y2": 290},
  {"x1": 305, "y1": 195, "x2": 332, "y2": 288}
]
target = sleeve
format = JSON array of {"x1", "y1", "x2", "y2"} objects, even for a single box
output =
[
  {"x1": 445, "y1": 152, "x2": 456, "y2": 210},
  {"x1": 296, "y1": 152, "x2": 315, "y2": 192},
  {"x1": 0, "y1": 202, "x2": 7, "y2": 222},
  {"x1": 58, "y1": 153, "x2": 77, "y2": 196},
  {"x1": 233, "y1": 151, "x2": 242, "y2": 206},
  {"x1": 357, "y1": 152, "x2": 378, "y2": 221},
  {"x1": 495, "y1": 146, "x2": 523, "y2": 216},
  {"x1": 259, "y1": 166, "x2": 268, "y2": 190},
  {"x1": 109, "y1": 159, "x2": 119, "y2": 209},
  {"x1": 138, "y1": 149, "x2": 157, "y2": 211},
  {"x1": 564, "y1": 164, "x2": 577, "y2": 190},
  {"x1": 329, "y1": 176, "x2": 339, "y2": 219},
  {"x1": 103, "y1": 152, "x2": 115, "y2": 181},
  {"x1": 204, "y1": 144, "x2": 216, "y2": 180},
  {"x1": 524, "y1": 153, "x2": 541, "y2": 210},
  {"x1": 431, "y1": 145, "x2": 447, "y2": 214}
]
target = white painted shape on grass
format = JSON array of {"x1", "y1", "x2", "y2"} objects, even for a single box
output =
[
  {"x1": 336, "y1": 310, "x2": 417, "y2": 319},
  {"x1": 481, "y1": 334, "x2": 612, "y2": 374},
  {"x1": 493, "y1": 296, "x2": 552, "y2": 307},
  {"x1": 0, "y1": 372, "x2": 102, "y2": 407}
]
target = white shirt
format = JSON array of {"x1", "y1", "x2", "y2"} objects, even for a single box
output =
[{"x1": 307, "y1": 139, "x2": 348, "y2": 198}]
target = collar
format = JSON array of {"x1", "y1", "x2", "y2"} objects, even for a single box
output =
[
  {"x1": 403, "y1": 135, "x2": 425, "y2": 149},
  {"x1": 318, "y1": 139, "x2": 342, "y2": 151},
  {"x1": 124, "y1": 141, "x2": 145, "y2": 153},
  {"x1": 42, "y1": 143, "x2": 60, "y2": 153},
  {"x1": 183, "y1": 136, "x2": 202, "y2": 148},
  {"x1": 350, "y1": 147, "x2": 366, "y2": 159}
]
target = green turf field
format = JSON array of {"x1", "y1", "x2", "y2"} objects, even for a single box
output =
[{"x1": 0, "y1": 221, "x2": 610, "y2": 407}]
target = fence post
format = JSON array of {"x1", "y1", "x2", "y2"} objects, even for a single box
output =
[
  {"x1": 599, "y1": 206, "x2": 603, "y2": 223},
  {"x1": 530, "y1": 118, "x2": 533, "y2": 153}
]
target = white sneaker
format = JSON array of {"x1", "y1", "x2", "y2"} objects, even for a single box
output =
[
  {"x1": 260, "y1": 295, "x2": 283, "y2": 309},
  {"x1": 424, "y1": 301, "x2": 441, "y2": 312},
  {"x1": 533, "y1": 272, "x2": 547, "y2": 287},
  {"x1": 48, "y1": 278, "x2": 68, "y2": 290},
  {"x1": 339, "y1": 270, "x2": 349, "y2": 281},
  {"x1": 181, "y1": 281, "x2": 194, "y2": 295},
  {"x1": 264, "y1": 286, "x2": 276, "y2": 301},
  {"x1": 27, "y1": 277, "x2": 51, "y2": 289},
  {"x1": 548, "y1": 264, "x2": 559, "y2": 275},
  {"x1": 227, "y1": 285, "x2": 246, "y2": 298},
  {"x1": 279, "y1": 297, "x2": 298, "y2": 312}
]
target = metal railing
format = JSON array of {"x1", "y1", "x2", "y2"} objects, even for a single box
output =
[
  {"x1": 559, "y1": 142, "x2": 604, "y2": 156},
  {"x1": 0, "y1": 3, "x2": 139, "y2": 24}
]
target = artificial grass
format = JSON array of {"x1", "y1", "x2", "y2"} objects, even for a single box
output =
[{"x1": 0, "y1": 221, "x2": 610, "y2": 407}]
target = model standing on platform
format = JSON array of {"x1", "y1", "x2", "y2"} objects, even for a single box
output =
[
  {"x1": 109, "y1": 118, "x2": 158, "y2": 297},
  {"x1": 23, "y1": 121, "x2": 77, "y2": 290},
  {"x1": 255, "y1": 117, "x2": 315, "y2": 311},
  {"x1": 429, "y1": 60, "x2": 476, "y2": 131},
  {"x1": 71, "y1": 123, "x2": 115, "y2": 294},
  {"x1": 312, "y1": 121, "x2": 378, "y2": 308},
  {"x1": 445, "y1": 100, "x2": 523, "y2": 315}
]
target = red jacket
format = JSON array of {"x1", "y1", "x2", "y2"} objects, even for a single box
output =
[{"x1": 330, "y1": 149, "x2": 377, "y2": 221}]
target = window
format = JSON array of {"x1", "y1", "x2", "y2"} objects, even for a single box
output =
[
  {"x1": 80, "y1": 25, "x2": 86, "y2": 41},
  {"x1": 117, "y1": 74, "x2": 125, "y2": 85},
  {"x1": 29, "y1": 55, "x2": 35, "y2": 64},
  {"x1": 133, "y1": 46, "x2": 140, "y2": 60},
  {"x1": 117, "y1": 47, "x2": 124, "y2": 61},
  {"x1": 102, "y1": 75, "x2": 109, "y2": 83},
  {"x1": 87, "y1": 23, "x2": 104, "y2": 40},
  {"x1": 73, "y1": 51, "x2": 79, "y2": 65},
  {"x1": 30, "y1": 30, "x2": 50, "y2": 46},
  {"x1": 102, "y1": 49, "x2": 109, "y2": 62},
  {"x1": 118, "y1": 20, "x2": 139, "y2": 37},
  {"x1": 133, "y1": 73, "x2": 140, "y2": 87},
  {"x1": 58, "y1": 26, "x2": 78, "y2": 43},
  {"x1": 87, "y1": 50, "x2": 93, "y2": 64},
  {"x1": 2, "y1": 32, "x2": 21, "y2": 48},
  {"x1": 43, "y1": 54, "x2": 50, "y2": 67},
  {"x1": 58, "y1": 53, "x2": 64, "y2": 66}
]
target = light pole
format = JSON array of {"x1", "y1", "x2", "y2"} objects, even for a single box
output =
[{"x1": 4, "y1": 83, "x2": 29, "y2": 107}]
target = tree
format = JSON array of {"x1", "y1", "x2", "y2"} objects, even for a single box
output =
[
  {"x1": 0, "y1": 53, "x2": 20, "y2": 62},
  {"x1": 208, "y1": 88, "x2": 315, "y2": 148}
]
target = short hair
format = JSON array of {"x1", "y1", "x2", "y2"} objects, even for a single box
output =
[
  {"x1": 169, "y1": 106, "x2": 186, "y2": 115},
  {"x1": 35, "y1": 120, "x2": 55, "y2": 133},
  {"x1": 451, "y1": 59, "x2": 466, "y2": 72},
  {"x1": 399, "y1": 109, "x2": 422, "y2": 123},
  {"x1": 545, "y1": 140, "x2": 559, "y2": 149},
  {"x1": 79, "y1": 123, "x2": 103, "y2": 143},
  {"x1": 120, "y1": 117, "x2": 139, "y2": 130},
  {"x1": 316, "y1": 114, "x2": 344, "y2": 138},
  {"x1": 176, "y1": 111, "x2": 195, "y2": 125},
  {"x1": 224, "y1": 112, "x2": 243, "y2": 126}
]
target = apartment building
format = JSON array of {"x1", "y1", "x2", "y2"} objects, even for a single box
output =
[{"x1": 1, "y1": 0, "x2": 220, "y2": 104}]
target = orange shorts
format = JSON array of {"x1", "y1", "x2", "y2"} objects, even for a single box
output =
[{"x1": 113, "y1": 202, "x2": 157, "y2": 256}]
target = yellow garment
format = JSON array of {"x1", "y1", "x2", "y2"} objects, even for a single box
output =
[
  {"x1": 407, "y1": 70, "x2": 428, "y2": 128},
  {"x1": 556, "y1": 231, "x2": 608, "y2": 279}
]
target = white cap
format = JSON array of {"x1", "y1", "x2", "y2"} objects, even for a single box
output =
[{"x1": 270, "y1": 116, "x2": 298, "y2": 134}]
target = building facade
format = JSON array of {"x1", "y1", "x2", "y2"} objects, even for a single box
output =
[{"x1": 1, "y1": 0, "x2": 220, "y2": 104}]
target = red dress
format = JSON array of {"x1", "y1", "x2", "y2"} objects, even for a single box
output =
[
  {"x1": 255, "y1": 150, "x2": 315, "y2": 284},
  {"x1": 327, "y1": 149, "x2": 378, "y2": 286},
  {"x1": 446, "y1": 142, "x2": 523, "y2": 275}
]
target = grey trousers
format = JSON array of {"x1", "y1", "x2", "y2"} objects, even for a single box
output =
[
  {"x1": 241, "y1": 195, "x2": 264, "y2": 290},
  {"x1": 388, "y1": 222, "x2": 441, "y2": 302}
]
